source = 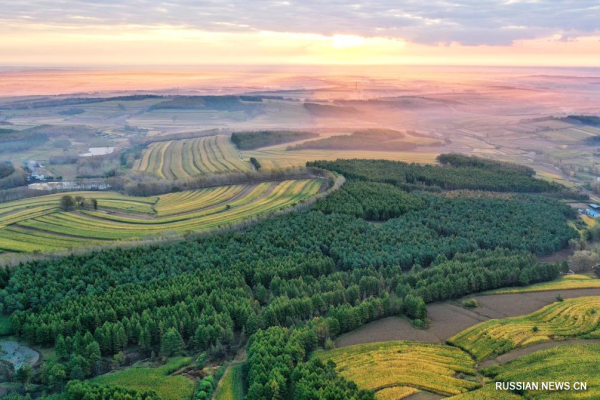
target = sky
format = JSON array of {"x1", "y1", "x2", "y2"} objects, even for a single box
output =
[{"x1": 1, "y1": 0, "x2": 600, "y2": 66}]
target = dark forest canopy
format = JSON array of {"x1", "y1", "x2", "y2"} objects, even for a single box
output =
[
  {"x1": 314, "y1": 181, "x2": 424, "y2": 220},
  {"x1": 0, "y1": 95, "x2": 161, "y2": 110},
  {"x1": 231, "y1": 130, "x2": 319, "y2": 150},
  {"x1": 303, "y1": 102, "x2": 359, "y2": 117},
  {"x1": 149, "y1": 96, "x2": 264, "y2": 114},
  {"x1": 0, "y1": 162, "x2": 15, "y2": 179},
  {"x1": 0, "y1": 128, "x2": 48, "y2": 153},
  {"x1": 287, "y1": 129, "x2": 438, "y2": 152},
  {"x1": 566, "y1": 115, "x2": 600, "y2": 127},
  {"x1": 436, "y1": 153, "x2": 536, "y2": 174},
  {"x1": 308, "y1": 157, "x2": 566, "y2": 193}
]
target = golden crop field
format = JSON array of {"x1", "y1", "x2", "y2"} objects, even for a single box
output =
[
  {"x1": 133, "y1": 135, "x2": 252, "y2": 179},
  {"x1": 459, "y1": 344, "x2": 600, "y2": 400},
  {"x1": 0, "y1": 179, "x2": 322, "y2": 253},
  {"x1": 484, "y1": 274, "x2": 600, "y2": 295},
  {"x1": 374, "y1": 387, "x2": 419, "y2": 400},
  {"x1": 313, "y1": 341, "x2": 481, "y2": 398},
  {"x1": 245, "y1": 148, "x2": 439, "y2": 170},
  {"x1": 448, "y1": 296, "x2": 600, "y2": 361}
]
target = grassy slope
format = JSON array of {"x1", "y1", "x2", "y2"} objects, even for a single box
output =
[
  {"x1": 91, "y1": 357, "x2": 195, "y2": 400},
  {"x1": 484, "y1": 274, "x2": 600, "y2": 294},
  {"x1": 215, "y1": 363, "x2": 245, "y2": 400}
]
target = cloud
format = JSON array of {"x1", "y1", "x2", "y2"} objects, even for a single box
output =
[{"x1": 1, "y1": 0, "x2": 599, "y2": 46}]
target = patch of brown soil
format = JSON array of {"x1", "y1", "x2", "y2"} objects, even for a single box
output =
[{"x1": 336, "y1": 288, "x2": 600, "y2": 347}]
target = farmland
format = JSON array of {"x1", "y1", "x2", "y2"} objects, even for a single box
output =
[
  {"x1": 313, "y1": 341, "x2": 481, "y2": 398},
  {"x1": 91, "y1": 357, "x2": 195, "y2": 400},
  {"x1": 0, "y1": 179, "x2": 322, "y2": 253},
  {"x1": 244, "y1": 147, "x2": 440, "y2": 169},
  {"x1": 133, "y1": 135, "x2": 252, "y2": 179},
  {"x1": 485, "y1": 274, "x2": 600, "y2": 294},
  {"x1": 448, "y1": 296, "x2": 600, "y2": 361},
  {"x1": 468, "y1": 344, "x2": 600, "y2": 399}
]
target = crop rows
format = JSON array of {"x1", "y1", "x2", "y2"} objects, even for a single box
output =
[
  {"x1": 448, "y1": 296, "x2": 600, "y2": 361},
  {"x1": 0, "y1": 179, "x2": 321, "y2": 253},
  {"x1": 134, "y1": 136, "x2": 252, "y2": 179},
  {"x1": 458, "y1": 344, "x2": 600, "y2": 399},
  {"x1": 314, "y1": 341, "x2": 480, "y2": 397}
]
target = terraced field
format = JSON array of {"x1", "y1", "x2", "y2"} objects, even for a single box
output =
[
  {"x1": 0, "y1": 179, "x2": 321, "y2": 253},
  {"x1": 448, "y1": 296, "x2": 600, "y2": 361},
  {"x1": 133, "y1": 135, "x2": 252, "y2": 179},
  {"x1": 453, "y1": 344, "x2": 600, "y2": 399},
  {"x1": 313, "y1": 341, "x2": 481, "y2": 398}
]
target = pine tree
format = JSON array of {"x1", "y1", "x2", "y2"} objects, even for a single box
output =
[
  {"x1": 161, "y1": 328, "x2": 184, "y2": 357},
  {"x1": 55, "y1": 335, "x2": 68, "y2": 360}
]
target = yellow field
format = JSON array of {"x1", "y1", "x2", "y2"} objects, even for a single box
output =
[
  {"x1": 448, "y1": 296, "x2": 600, "y2": 361},
  {"x1": 581, "y1": 214, "x2": 598, "y2": 227},
  {"x1": 535, "y1": 171, "x2": 576, "y2": 188},
  {"x1": 245, "y1": 148, "x2": 439, "y2": 169},
  {"x1": 374, "y1": 387, "x2": 419, "y2": 400},
  {"x1": 134, "y1": 135, "x2": 252, "y2": 179},
  {"x1": 456, "y1": 344, "x2": 600, "y2": 399},
  {"x1": 0, "y1": 179, "x2": 322, "y2": 253},
  {"x1": 485, "y1": 274, "x2": 600, "y2": 295},
  {"x1": 313, "y1": 341, "x2": 480, "y2": 397}
]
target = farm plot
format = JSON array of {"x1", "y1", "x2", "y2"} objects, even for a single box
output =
[
  {"x1": 245, "y1": 148, "x2": 439, "y2": 170},
  {"x1": 134, "y1": 135, "x2": 252, "y2": 179},
  {"x1": 456, "y1": 344, "x2": 600, "y2": 400},
  {"x1": 0, "y1": 179, "x2": 321, "y2": 253},
  {"x1": 313, "y1": 341, "x2": 480, "y2": 398},
  {"x1": 485, "y1": 274, "x2": 600, "y2": 295},
  {"x1": 448, "y1": 296, "x2": 600, "y2": 361}
]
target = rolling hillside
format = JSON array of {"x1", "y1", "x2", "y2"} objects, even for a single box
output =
[
  {"x1": 0, "y1": 179, "x2": 321, "y2": 253},
  {"x1": 133, "y1": 136, "x2": 252, "y2": 179}
]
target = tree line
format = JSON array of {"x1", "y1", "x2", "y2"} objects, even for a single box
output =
[
  {"x1": 231, "y1": 130, "x2": 318, "y2": 150},
  {"x1": 308, "y1": 157, "x2": 568, "y2": 193}
]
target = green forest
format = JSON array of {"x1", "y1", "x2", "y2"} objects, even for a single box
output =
[
  {"x1": 231, "y1": 130, "x2": 318, "y2": 150},
  {"x1": 308, "y1": 157, "x2": 570, "y2": 193},
  {"x1": 0, "y1": 156, "x2": 579, "y2": 399}
]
